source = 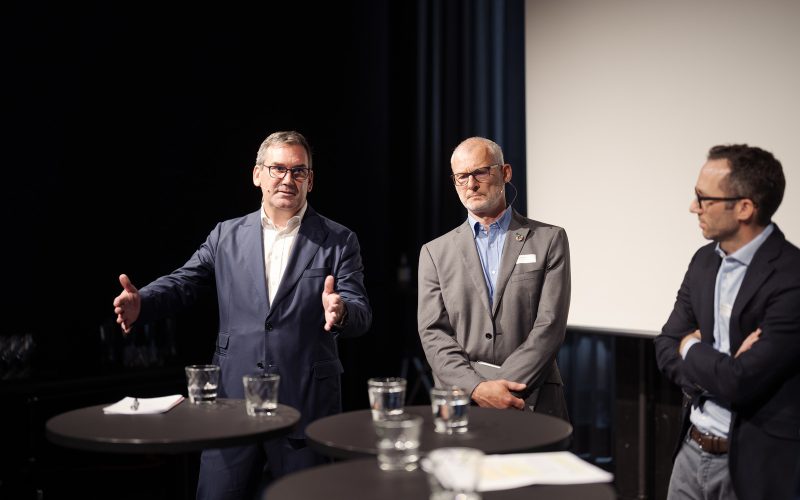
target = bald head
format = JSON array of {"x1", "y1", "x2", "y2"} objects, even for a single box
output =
[{"x1": 451, "y1": 137, "x2": 505, "y2": 166}]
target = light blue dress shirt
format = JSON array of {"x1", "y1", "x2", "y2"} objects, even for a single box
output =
[
  {"x1": 687, "y1": 223, "x2": 774, "y2": 438},
  {"x1": 468, "y1": 206, "x2": 512, "y2": 307}
]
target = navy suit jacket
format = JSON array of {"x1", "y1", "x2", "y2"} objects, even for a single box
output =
[
  {"x1": 138, "y1": 206, "x2": 372, "y2": 438},
  {"x1": 655, "y1": 225, "x2": 800, "y2": 500}
]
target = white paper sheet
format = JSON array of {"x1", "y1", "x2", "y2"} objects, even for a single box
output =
[
  {"x1": 102, "y1": 395, "x2": 185, "y2": 415},
  {"x1": 478, "y1": 452, "x2": 613, "y2": 491}
]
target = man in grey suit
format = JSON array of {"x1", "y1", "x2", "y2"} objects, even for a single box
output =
[
  {"x1": 113, "y1": 130, "x2": 372, "y2": 499},
  {"x1": 417, "y1": 137, "x2": 570, "y2": 420}
]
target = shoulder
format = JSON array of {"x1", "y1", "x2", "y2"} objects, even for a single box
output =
[
  {"x1": 513, "y1": 212, "x2": 567, "y2": 241},
  {"x1": 303, "y1": 206, "x2": 358, "y2": 240},
  {"x1": 422, "y1": 222, "x2": 467, "y2": 253}
]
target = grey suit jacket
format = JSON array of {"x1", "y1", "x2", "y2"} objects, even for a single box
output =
[{"x1": 417, "y1": 209, "x2": 570, "y2": 420}]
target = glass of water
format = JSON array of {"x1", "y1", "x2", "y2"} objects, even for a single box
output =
[
  {"x1": 367, "y1": 377, "x2": 406, "y2": 421},
  {"x1": 430, "y1": 385, "x2": 470, "y2": 434},
  {"x1": 185, "y1": 364, "x2": 220, "y2": 404},
  {"x1": 373, "y1": 414, "x2": 423, "y2": 471}
]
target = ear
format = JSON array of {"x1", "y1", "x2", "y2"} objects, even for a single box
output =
[
  {"x1": 253, "y1": 165, "x2": 262, "y2": 187},
  {"x1": 307, "y1": 170, "x2": 314, "y2": 193},
  {"x1": 502, "y1": 164, "x2": 512, "y2": 183},
  {"x1": 736, "y1": 198, "x2": 757, "y2": 223}
]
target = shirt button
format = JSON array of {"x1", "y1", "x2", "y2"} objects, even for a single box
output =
[{"x1": 485, "y1": 333, "x2": 492, "y2": 340}]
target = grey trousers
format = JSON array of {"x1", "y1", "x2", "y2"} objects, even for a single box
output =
[{"x1": 667, "y1": 432, "x2": 737, "y2": 500}]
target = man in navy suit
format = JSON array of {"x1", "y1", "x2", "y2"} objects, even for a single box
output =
[
  {"x1": 655, "y1": 144, "x2": 800, "y2": 500},
  {"x1": 113, "y1": 130, "x2": 372, "y2": 499}
]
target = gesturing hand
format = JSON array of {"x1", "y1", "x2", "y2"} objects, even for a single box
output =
[
  {"x1": 113, "y1": 274, "x2": 141, "y2": 334},
  {"x1": 321, "y1": 275, "x2": 346, "y2": 332}
]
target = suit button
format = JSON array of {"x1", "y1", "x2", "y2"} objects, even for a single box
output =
[
  {"x1": 485, "y1": 333, "x2": 492, "y2": 340},
  {"x1": 265, "y1": 322, "x2": 273, "y2": 332}
]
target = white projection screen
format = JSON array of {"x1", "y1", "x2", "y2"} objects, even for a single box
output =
[{"x1": 524, "y1": 0, "x2": 800, "y2": 335}]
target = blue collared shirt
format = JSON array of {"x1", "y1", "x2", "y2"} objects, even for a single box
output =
[
  {"x1": 688, "y1": 223, "x2": 774, "y2": 438},
  {"x1": 468, "y1": 207, "x2": 512, "y2": 306}
]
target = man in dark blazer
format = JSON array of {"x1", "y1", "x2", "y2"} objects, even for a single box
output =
[
  {"x1": 113, "y1": 131, "x2": 372, "y2": 499},
  {"x1": 655, "y1": 144, "x2": 800, "y2": 500},
  {"x1": 417, "y1": 136, "x2": 570, "y2": 420}
]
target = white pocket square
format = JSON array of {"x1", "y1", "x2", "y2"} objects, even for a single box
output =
[{"x1": 516, "y1": 254, "x2": 536, "y2": 264}]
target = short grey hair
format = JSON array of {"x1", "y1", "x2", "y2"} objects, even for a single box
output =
[
  {"x1": 255, "y1": 131, "x2": 313, "y2": 169},
  {"x1": 451, "y1": 136, "x2": 505, "y2": 166}
]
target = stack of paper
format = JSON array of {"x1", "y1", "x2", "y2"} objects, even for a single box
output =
[
  {"x1": 478, "y1": 451, "x2": 613, "y2": 491},
  {"x1": 102, "y1": 395, "x2": 185, "y2": 415}
]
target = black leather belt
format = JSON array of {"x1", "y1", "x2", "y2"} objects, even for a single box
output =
[{"x1": 689, "y1": 425, "x2": 728, "y2": 454}]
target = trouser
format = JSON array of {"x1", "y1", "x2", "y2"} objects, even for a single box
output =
[
  {"x1": 196, "y1": 437, "x2": 328, "y2": 500},
  {"x1": 667, "y1": 431, "x2": 737, "y2": 500}
]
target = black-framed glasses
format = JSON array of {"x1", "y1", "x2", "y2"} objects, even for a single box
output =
[
  {"x1": 263, "y1": 165, "x2": 311, "y2": 181},
  {"x1": 694, "y1": 191, "x2": 745, "y2": 208},
  {"x1": 451, "y1": 164, "x2": 501, "y2": 186}
]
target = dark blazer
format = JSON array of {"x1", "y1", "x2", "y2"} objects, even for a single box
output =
[
  {"x1": 418, "y1": 209, "x2": 570, "y2": 420},
  {"x1": 654, "y1": 225, "x2": 800, "y2": 500},
  {"x1": 138, "y1": 206, "x2": 372, "y2": 439}
]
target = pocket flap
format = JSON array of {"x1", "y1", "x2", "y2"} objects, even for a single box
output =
[{"x1": 302, "y1": 267, "x2": 330, "y2": 278}]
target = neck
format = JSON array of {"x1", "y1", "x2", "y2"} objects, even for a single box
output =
[
  {"x1": 469, "y1": 205, "x2": 508, "y2": 229},
  {"x1": 719, "y1": 223, "x2": 767, "y2": 255},
  {"x1": 263, "y1": 206, "x2": 301, "y2": 230}
]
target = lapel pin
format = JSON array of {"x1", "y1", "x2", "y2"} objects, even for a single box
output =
[{"x1": 515, "y1": 233, "x2": 523, "y2": 242}]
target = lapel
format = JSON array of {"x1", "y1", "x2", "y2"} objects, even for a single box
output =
[
  {"x1": 242, "y1": 210, "x2": 269, "y2": 312},
  {"x1": 455, "y1": 220, "x2": 492, "y2": 315},
  {"x1": 698, "y1": 247, "x2": 722, "y2": 342},
  {"x1": 729, "y1": 226, "x2": 782, "y2": 338},
  {"x1": 492, "y1": 210, "x2": 530, "y2": 316},
  {"x1": 267, "y1": 206, "x2": 326, "y2": 315}
]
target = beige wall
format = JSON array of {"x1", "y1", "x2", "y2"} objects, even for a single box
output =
[{"x1": 525, "y1": 0, "x2": 800, "y2": 333}]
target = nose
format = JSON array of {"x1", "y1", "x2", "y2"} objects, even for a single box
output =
[
  {"x1": 465, "y1": 174, "x2": 479, "y2": 190},
  {"x1": 689, "y1": 198, "x2": 702, "y2": 214}
]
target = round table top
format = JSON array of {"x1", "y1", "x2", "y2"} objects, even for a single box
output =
[
  {"x1": 306, "y1": 405, "x2": 572, "y2": 459},
  {"x1": 46, "y1": 398, "x2": 299, "y2": 454},
  {"x1": 264, "y1": 457, "x2": 616, "y2": 500}
]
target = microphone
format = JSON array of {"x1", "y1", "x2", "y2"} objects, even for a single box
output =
[{"x1": 505, "y1": 181, "x2": 519, "y2": 208}]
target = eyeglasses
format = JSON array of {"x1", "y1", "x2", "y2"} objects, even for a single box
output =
[
  {"x1": 263, "y1": 165, "x2": 311, "y2": 181},
  {"x1": 451, "y1": 164, "x2": 501, "y2": 186},
  {"x1": 694, "y1": 191, "x2": 745, "y2": 208}
]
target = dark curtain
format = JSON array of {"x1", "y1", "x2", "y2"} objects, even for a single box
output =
[{"x1": 411, "y1": 0, "x2": 528, "y2": 250}]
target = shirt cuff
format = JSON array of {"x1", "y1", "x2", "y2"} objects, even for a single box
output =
[{"x1": 680, "y1": 337, "x2": 700, "y2": 359}]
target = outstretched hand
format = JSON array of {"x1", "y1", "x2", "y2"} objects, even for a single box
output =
[
  {"x1": 321, "y1": 275, "x2": 346, "y2": 332},
  {"x1": 472, "y1": 379, "x2": 527, "y2": 410},
  {"x1": 113, "y1": 274, "x2": 141, "y2": 334}
]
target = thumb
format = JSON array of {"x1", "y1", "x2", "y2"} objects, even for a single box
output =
[
  {"x1": 119, "y1": 274, "x2": 138, "y2": 294},
  {"x1": 323, "y1": 275, "x2": 335, "y2": 295}
]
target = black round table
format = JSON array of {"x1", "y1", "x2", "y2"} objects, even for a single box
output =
[
  {"x1": 46, "y1": 398, "x2": 300, "y2": 454},
  {"x1": 305, "y1": 405, "x2": 572, "y2": 459},
  {"x1": 264, "y1": 457, "x2": 616, "y2": 500}
]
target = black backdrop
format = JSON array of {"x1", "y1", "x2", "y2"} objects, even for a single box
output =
[{"x1": 5, "y1": 0, "x2": 526, "y2": 403}]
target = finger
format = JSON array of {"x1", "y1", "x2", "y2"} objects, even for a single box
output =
[
  {"x1": 323, "y1": 275, "x2": 335, "y2": 295},
  {"x1": 119, "y1": 274, "x2": 138, "y2": 293},
  {"x1": 504, "y1": 381, "x2": 527, "y2": 392},
  {"x1": 510, "y1": 396, "x2": 525, "y2": 410}
]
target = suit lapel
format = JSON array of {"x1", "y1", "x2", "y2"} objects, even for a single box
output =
[
  {"x1": 456, "y1": 221, "x2": 492, "y2": 315},
  {"x1": 730, "y1": 228, "x2": 782, "y2": 340},
  {"x1": 698, "y1": 248, "x2": 721, "y2": 342},
  {"x1": 268, "y1": 207, "x2": 325, "y2": 313},
  {"x1": 242, "y1": 210, "x2": 270, "y2": 312},
  {"x1": 492, "y1": 210, "x2": 529, "y2": 316}
]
